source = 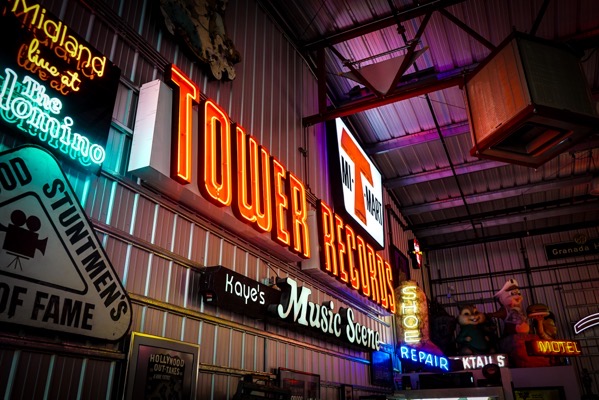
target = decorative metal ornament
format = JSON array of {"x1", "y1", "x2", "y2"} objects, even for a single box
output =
[{"x1": 159, "y1": 0, "x2": 241, "y2": 80}]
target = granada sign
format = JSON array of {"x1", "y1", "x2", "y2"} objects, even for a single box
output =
[{"x1": 128, "y1": 64, "x2": 395, "y2": 312}]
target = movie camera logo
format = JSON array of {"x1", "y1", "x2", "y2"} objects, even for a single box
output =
[
  {"x1": 0, "y1": 145, "x2": 131, "y2": 340},
  {"x1": 2, "y1": 209, "x2": 47, "y2": 269}
]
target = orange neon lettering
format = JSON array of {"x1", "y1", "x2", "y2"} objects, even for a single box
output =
[
  {"x1": 334, "y1": 214, "x2": 348, "y2": 282},
  {"x1": 345, "y1": 225, "x2": 359, "y2": 290},
  {"x1": 319, "y1": 201, "x2": 337, "y2": 274},
  {"x1": 254, "y1": 142, "x2": 272, "y2": 232},
  {"x1": 357, "y1": 236, "x2": 371, "y2": 297},
  {"x1": 201, "y1": 99, "x2": 232, "y2": 206},
  {"x1": 367, "y1": 244, "x2": 380, "y2": 303},
  {"x1": 384, "y1": 261, "x2": 396, "y2": 313},
  {"x1": 271, "y1": 157, "x2": 290, "y2": 246},
  {"x1": 168, "y1": 64, "x2": 199, "y2": 184},
  {"x1": 234, "y1": 125, "x2": 255, "y2": 223},
  {"x1": 233, "y1": 127, "x2": 272, "y2": 232},
  {"x1": 340, "y1": 127, "x2": 373, "y2": 224},
  {"x1": 288, "y1": 172, "x2": 310, "y2": 258},
  {"x1": 376, "y1": 254, "x2": 388, "y2": 309}
]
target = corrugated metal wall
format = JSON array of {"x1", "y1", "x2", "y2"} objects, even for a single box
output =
[
  {"x1": 428, "y1": 226, "x2": 599, "y2": 393},
  {"x1": 0, "y1": 0, "x2": 400, "y2": 399}
]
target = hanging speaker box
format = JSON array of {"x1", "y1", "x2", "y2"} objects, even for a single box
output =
[{"x1": 464, "y1": 33, "x2": 599, "y2": 168}]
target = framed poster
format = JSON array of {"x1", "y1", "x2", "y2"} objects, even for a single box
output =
[
  {"x1": 514, "y1": 387, "x2": 566, "y2": 400},
  {"x1": 390, "y1": 245, "x2": 409, "y2": 287},
  {"x1": 370, "y1": 350, "x2": 394, "y2": 387},
  {"x1": 341, "y1": 384, "x2": 353, "y2": 400},
  {"x1": 279, "y1": 368, "x2": 320, "y2": 400},
  {"x1": 124, "y1": 332, "x2": 199, "y2": 400}
]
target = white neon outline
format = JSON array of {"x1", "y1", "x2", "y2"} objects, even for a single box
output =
[{"x1": 574, "y1": 313, "x2": 599, "y2": 334}]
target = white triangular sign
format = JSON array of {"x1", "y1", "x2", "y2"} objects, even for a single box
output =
[
  {"x1": 341, "y1": 48, "x2": 427, "y2": 95},
  {"x1": 0, "y1": 145, "x2": 131, "y2": 340}
]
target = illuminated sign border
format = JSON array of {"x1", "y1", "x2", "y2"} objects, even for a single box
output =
[{"x1": 574, "y1": 312, "x2": 599, "y2": 334}]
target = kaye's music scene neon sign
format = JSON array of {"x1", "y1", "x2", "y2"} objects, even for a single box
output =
[{"x1": 0, "y1": 0, "x2": 120, "y2": 170}]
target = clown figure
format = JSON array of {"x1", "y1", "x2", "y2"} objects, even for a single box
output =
[{"x1": 488, "y1": 278, "x2": 529, "y2": 336}]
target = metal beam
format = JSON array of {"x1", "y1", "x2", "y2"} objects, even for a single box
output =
[
  {"x1": 367, "y1": 122, "x2": 470, "y2": 155},
  {"x1": 415, "y1": 201, "x2": 599, "y2": 237},
  {"x1": 302, "y1": 67, "x2": 471, "y2": 126},
  {"x1": 400, "y1": 175, "x2": 592, "y2": 215},
  {"x1": 412, "y1": 195, "x2": 592, "y2": 231},
  {"x1": 424, "y1": 220, "x2": 599, "y2": 250},
  {"x1": 385, "y1": 159, "x2": 505, "y2": 188},
  {"x1": 302, "y1": 0, "x2": 468, "y2": 51}
]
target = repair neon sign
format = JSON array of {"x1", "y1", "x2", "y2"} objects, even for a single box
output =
[{"x1": 399, "y1": 345, "x2": 449, "y2": 371}]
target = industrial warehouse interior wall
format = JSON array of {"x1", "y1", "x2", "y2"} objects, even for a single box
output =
[
  {"x1": 427, "y1": 226, "x2": 599, "y2": 394},
  {"x1": 0, "y1": 0, "x2": 404, "y2": 399}
]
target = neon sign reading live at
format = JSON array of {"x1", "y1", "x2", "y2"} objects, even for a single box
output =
[
  {"x1": 8, "y1": 0, "x2": 108, "y2": 94},
  {"x1": 0, "y1": 67, "x2": 105, "y2": 166}
]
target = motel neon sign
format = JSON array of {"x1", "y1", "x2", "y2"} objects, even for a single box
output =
[{"x1": 526, "y1": 340, "x2": 582, "y2": 357}]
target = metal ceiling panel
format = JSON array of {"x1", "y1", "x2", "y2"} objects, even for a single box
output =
[{"x1": 262, "y1": 0, "x2": 599, "y2": 249}]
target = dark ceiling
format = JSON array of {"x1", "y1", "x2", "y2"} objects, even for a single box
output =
[{"x1": 259, "y1": 0, "x2": 599, "y2": 250}]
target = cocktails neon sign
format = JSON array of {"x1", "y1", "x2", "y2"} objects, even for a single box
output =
[{"x1": 0, "y1": 67, "x2": 105, "y2": 166}]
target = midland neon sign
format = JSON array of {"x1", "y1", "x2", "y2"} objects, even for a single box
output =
[
  {"x1": 8, "y1": 0, "x2": 108, "y2": 93},
  {"x1": 0, "y1": 67, "x2": 105, "y2": 166},
  {"x1": 1, "y1": 0, "x2": 120, "y2": 171}
]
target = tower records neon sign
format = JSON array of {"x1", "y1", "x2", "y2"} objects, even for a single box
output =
[{"x1": 129, "y1": 64, "x2": 397, "y2": 311}]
